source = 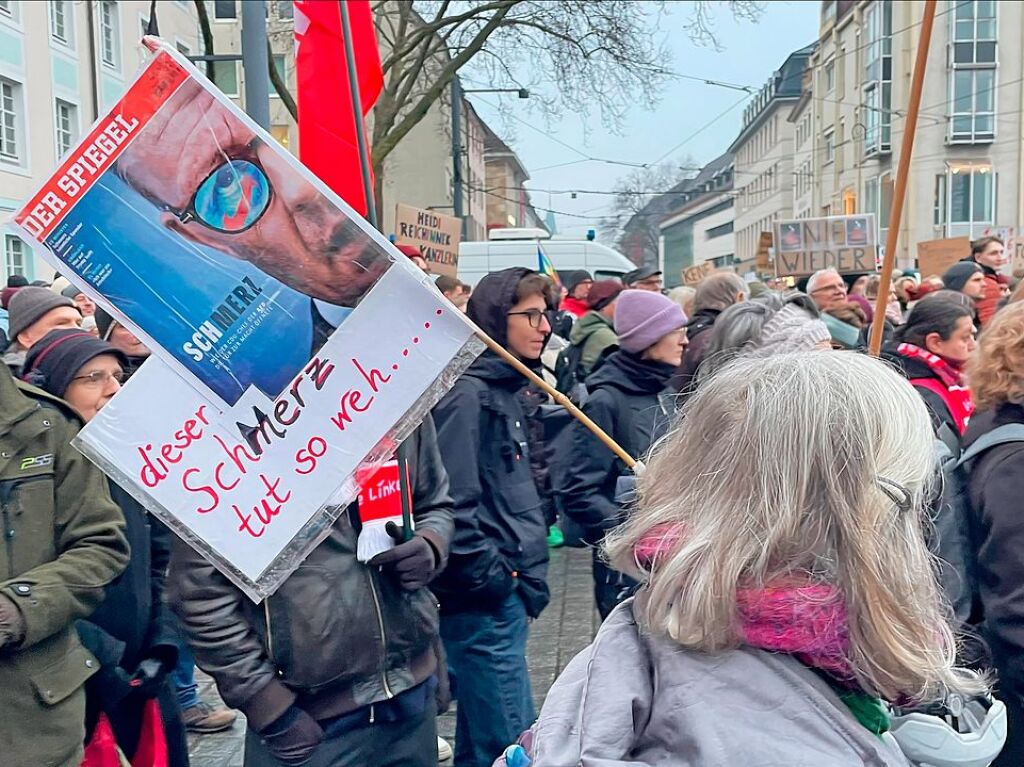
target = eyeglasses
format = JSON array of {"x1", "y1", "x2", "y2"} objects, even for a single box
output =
[
  {"x1": 811, "y1": 283, "x2": 847, "y2": 295},
  {"x1": 72, "y1": 369, "x2": 125, "y2": 387},
  {"x1": 163, "y1": 154, "x2": 272, "y2": 233},
  {"x1": 507, "y1": 309, "x2": 551, "y2": 329}
]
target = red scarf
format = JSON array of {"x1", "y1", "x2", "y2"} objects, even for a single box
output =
[{"x1": 897, "y1": 343, "x2": 974, "y2": 434}]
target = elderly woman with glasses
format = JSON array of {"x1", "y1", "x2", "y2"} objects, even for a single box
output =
[
  {"x1": 21, "y1": 329, "x2": 190, "y2": 767},
  {"x1": 497, "y1": 351, "x2": 1003, "y2": 767}
]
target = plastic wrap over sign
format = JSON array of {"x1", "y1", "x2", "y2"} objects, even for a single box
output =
[
  {"x1": 10, "y1": 39, "x2": 484, "y2": 601},
  {"x1": 11, "y1": 41, "x2": 419, "y2": 415},
  {"x1": 75, "y1": 264, "x2": 483, "y2": 600}
]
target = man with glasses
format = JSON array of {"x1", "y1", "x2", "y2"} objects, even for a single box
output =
[
  {"x1": 806, "y1": 268, "x2": 850, "y2": 313},
  {"x1": 623, "y1": 266, "x2": 664, "y2": 293},
  {"x1": 115, "y1": 80, "x2": 389, "y2": 310},
  {"x1": 105, "y1": 79, "x2": 391, "y2": 398},
  {"x1": 432, "y1": 268, "x2": 554, "y2": 767}
]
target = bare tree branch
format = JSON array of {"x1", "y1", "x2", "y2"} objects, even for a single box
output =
[
  {"x1": 192, "y1": 0, "x2": 214, "y2": 79},
  {"x1": 268, "y1": 40, "x2": 297, "y2": 122}
]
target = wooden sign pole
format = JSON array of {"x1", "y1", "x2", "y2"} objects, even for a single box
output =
[{"x1": 868, "y1": 0, "x2": 937, "y2": 356}]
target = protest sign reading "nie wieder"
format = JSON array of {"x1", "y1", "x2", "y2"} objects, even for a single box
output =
[
  {"x1": 10, "y1": 42, "x2": 482, "y2": 600},
  {"x1": 774, "y1": 215, "x2": 878, "y2": 277}
]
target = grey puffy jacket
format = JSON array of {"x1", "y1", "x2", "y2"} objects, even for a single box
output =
[{"x1": 510, "y1": 601, "x2": 911, "y2": 767}]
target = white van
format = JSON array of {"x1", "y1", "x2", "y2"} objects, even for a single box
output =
[{"x1": 457, "y1": 228, "x2": 637, "y2": 286}]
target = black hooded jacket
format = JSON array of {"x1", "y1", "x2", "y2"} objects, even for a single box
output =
[
  {"x1": 963, "y1": 403, "x2": 1024, "y2": 706},
  {"x1": 431, "y1": 268, "x2": 550, "y2": 617},
  {"x1": 556, "y1": 350, "x2": 675, "y2": 541},
  {"x1": 670, "y1": 308, "x2": 720, "y2": 392}
]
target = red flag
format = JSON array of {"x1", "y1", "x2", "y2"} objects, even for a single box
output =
[{"x1": 294, "y1": 0, "x2": 383, "y2": 215}]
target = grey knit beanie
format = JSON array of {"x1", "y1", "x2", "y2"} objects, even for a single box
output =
[
  {"x1": 743, "y1": 301, "x2": 831, "y2": 357},
  {"x1": 8, "y1": 287, "x2": 78, "y2": 342},
  {"x1": 942, "y1": 261, "x2": 983, "y2": 292}
]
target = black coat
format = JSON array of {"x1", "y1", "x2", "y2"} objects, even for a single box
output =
[
  {"x1": 77, "y1": 482, "x2": 187, "y2": 767},
  {"x1": 880, "y1": 347, "x2": 961, "y2": 437},
  {"x1": 432, "y1": 353, "x2": 550, "y2": 617},
  {"x1": 964, "y1": 403, "x2": 1024, "y2": 701},
  {"x1": 432, "y1": 268, "x2": 550, "y2": 618},
  {"x1": 669, "y1": 308, "x2": 720, "y2": 393},
  {"x1": 558, "y1": 351, "x2": 675, "y2": 541}
]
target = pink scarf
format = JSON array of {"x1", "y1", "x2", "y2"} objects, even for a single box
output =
[{"x1": 635, "y1": 525, "x2": 854, "y2": 682}]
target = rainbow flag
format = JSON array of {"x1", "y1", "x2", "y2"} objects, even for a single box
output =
[{"x1": 538, "y1": 244, "x2": 561, "y2": 287}]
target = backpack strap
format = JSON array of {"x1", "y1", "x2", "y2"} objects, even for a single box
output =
[{"x1": 957, "y1": 423, "x2": 1024, "y2": 467}]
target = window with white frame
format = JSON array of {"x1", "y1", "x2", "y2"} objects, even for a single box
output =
[
  {"x1": 0, "y1": 1, "x2": 16, "y2": 22},
  {"x1": 54, "y1": 99, "x2": 77, "y2": 157},
  {"x1": 863, "y1": 0, "x2": 892, "y2": 156},
  {"x1": 824, "y1": 129, "x2": 835, "y2": 164},
  {"x1": 0, "y1": 77, "x2": 22, "y2": 166},
  {"x1": 934, "y1": 163, "x2": 995, "y2": 237},
  {"x1": 50, "y1": 0, "x2": 71, "y2": 45},
  {"x1": 949, "y1": 0, "x2": 997, "y2": 142},
  {"x1": 176, "y1": 41, "x2": 191, "y2": 56},
  {"x1": 268, "y1": 54, "x2": 286, "y2": 94},
  {"x1": 214, "y1": 0, "x2": 237, "y2": 20},
  {"x1": 211, "y1": 60, "x2": 239, "y2": 97},
  {"x1": 100, "y1": 0, "x2": 119, "y2": 68},
  {"x1": 4, "y1": 235, "x2": 26, "y2": 278},
  {"x1": 824, "y1": 59, "x2": 835, "y2": 92}
]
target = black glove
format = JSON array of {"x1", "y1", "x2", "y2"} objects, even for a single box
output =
[
  {"x1": 129, "y1": 656, "x2": 170, "y2": 698},
  {"x1": 259, "y1": 706, "x2": 324, "y2": 766},
  {"x1": 368, "y1": 522, "x2": 438, "y2": 591}
]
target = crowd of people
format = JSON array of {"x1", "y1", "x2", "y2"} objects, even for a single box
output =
[{"x1": 2, "y1": 237, "x2": 1024, "y2": 767}]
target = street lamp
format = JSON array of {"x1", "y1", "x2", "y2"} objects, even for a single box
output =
[{"x1": 450, "y1": 78, "x2": 530, "y2": 239}]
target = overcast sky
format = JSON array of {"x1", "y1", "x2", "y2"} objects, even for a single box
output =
[{"x1": 465, "y1": 2, "x2": 820, "y2": 238}]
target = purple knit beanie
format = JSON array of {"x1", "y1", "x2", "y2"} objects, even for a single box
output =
[{"x1": 614, "y1": 289, "x2": 687, "y2": 353}]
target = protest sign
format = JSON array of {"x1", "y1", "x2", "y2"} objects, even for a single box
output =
[
  {"x1": 756, "y1": 231, "x2": 773, "y2": 272},
  {"x1": 395, "y1": 203, "x2": 461, "y2": 278},
  {"x1": 14, "y1": 41, "x2": 483, "y2": 600},
  {"x1": 774, "y1": 215, "x2": 877, "y2": 277},
  {"x1": 12, "y1": 51, "x2": 406, "y2": 413},
  {"x1": 682, "y1": 260, "x2": 716, "y2": 286},
  {"x1": 916, "y1": 236, "x2": 971, "y2": 278}
]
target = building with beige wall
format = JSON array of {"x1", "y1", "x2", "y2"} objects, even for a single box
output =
[
  {"x1": 0, "y1": 0, "x2": 199, "y2": 281},
  {"x1": 730, "y1": 44, "x2": 815, "y2": 267},
  {"x1": 807, "y1": 0, "x2": 1023, "y2": 269}
]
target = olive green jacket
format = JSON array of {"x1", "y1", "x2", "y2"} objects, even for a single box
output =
[
  {"x1": 0, "y1": 368, "x2": 128, "y2": 767},
  {"x1": 569, "y1": 311, "x2": 619, "y2": 374}
]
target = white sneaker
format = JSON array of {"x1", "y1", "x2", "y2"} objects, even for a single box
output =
[{"x1": 437, "y1": 736, "x2": 453, "y2": 762}]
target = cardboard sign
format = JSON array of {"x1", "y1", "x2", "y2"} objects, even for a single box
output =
[
  {"x1": 682, "y1": 260, "x2": 716, "y2": 286},
  {"x1": 774, "y1": 215, "x2": 877, "y2": 277},
  {"x1": 916, "y1": 237, "x2": 971, "y2": 279},
  {"x1": 395, "y1": 203, "x2": 461, "y2": 278},
  {"x1": 756, "y1": 231, "x2": 773, "y2": 272},
  {"x1": 15, "y1": 41, "x2": 483, "y2": 601}
]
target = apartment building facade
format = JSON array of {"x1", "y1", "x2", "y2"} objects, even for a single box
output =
[
  {"x1": 807, "y1": 0, "x2": 1022, "y2": 269},
  {"x1": 730, "y1": 44, "x2": 816, "y2": 270}
]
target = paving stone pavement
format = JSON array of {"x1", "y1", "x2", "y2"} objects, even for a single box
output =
[{"x1": 187, "y1": 546, "x2": 597, "y2": 767}]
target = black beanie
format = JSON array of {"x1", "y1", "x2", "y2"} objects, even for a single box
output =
[
  {"x1": 6, "y1": 275, "x2": 28, "y2": 288},
  {"x1": 22, "y1": 329, "x2": 128, "y2": 398},
  {"x1": 94, "y1": 307, "x2": 116, "y2": 340},
  {"x1": 942, "y1": 261, "x2": 984, "y2": 292}
]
